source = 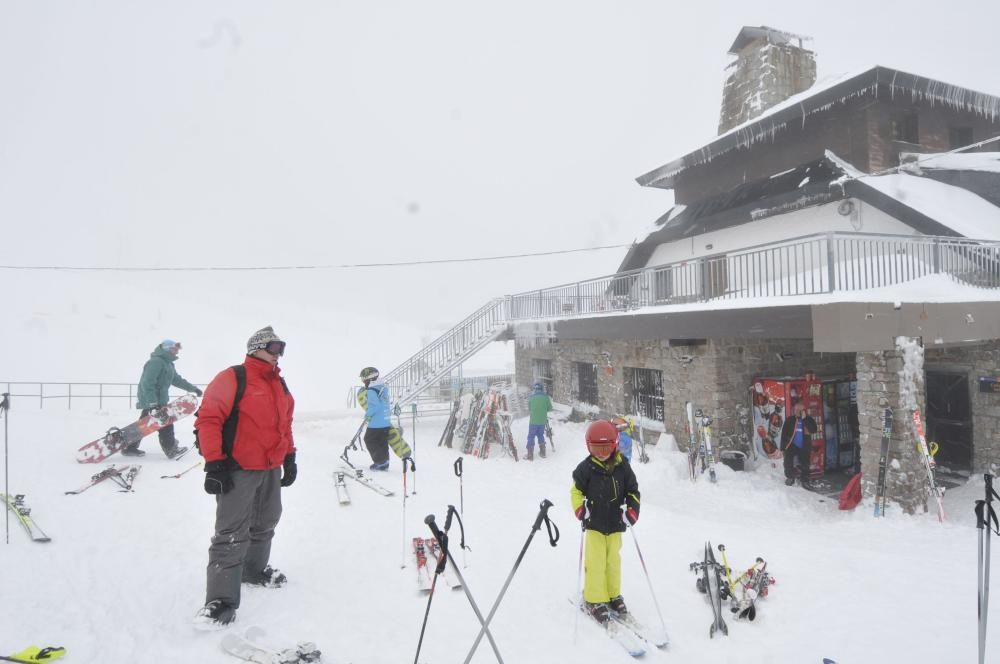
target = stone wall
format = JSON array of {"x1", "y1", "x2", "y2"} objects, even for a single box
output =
[
  {"x1": 515, "y1": 334, "x2": 855, "y2": 449},
  {"x1": 856, "y1": 343, "x2": 926, "y2": 515}
]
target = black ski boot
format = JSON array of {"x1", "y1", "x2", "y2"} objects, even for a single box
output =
[
  {"x1": 608, "y1": 595, "x2": 628, "y2": 616},
  {"x1": 244, "y1": 565, "x2": 287, "y2": 588},
  {"x1": 586, "y1": 602, "x2": 610, "y2": 625},
  {"x1": 539, "y1": 444, "x2": 547, "y2": 459},
  {"x1": 525, "y1": 447, "x2": 534, "y2": 461},
  {"x1": 121, "y1": 443, "x2": 145, "y2": 457},
  {"x1": 194, "y1": 599, "x2": 236, "y2": 629},
  {"x1": 163, "y1": 443, "x2": 189, "y2": 460},
  {"x1": 784, "y1": 477, "x2": 795, "y2": 486}
]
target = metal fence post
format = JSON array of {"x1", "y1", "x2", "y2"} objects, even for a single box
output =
[{"x1": 826, "y1": 233, "x2": 836, "y2": 292}]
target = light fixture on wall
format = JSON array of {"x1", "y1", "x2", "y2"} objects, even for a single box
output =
[
  {"x1": 775, "y1": 351, "x2": 796, "y2": 362},
  {"x1": 966, "y1": 313, "x2": 975, "y2": 324}
]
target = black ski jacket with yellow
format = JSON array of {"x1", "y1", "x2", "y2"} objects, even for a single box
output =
[{"x1": 570, "y1": 452, "x2": 640, "y2": 535}]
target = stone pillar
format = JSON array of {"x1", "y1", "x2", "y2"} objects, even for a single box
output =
[{"x1": 856, "y1": 337, "x2": 927, "y2": 515}]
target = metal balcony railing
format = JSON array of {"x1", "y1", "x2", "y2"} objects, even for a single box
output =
[
  {"x1": 507, "y1": 232, "x2": 1000, "y2": 320},
  {"x1": 0, "y1": 382, "x2": 203, "y2": 410}
]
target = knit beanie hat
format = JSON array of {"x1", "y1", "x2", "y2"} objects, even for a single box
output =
[{"x1": 247, "y1": 326, "x2": 282, "y2": 354}]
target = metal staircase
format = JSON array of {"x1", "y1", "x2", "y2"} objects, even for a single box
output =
[{"x1": 382, "y1": 298, "x2": 510, "y2": 406}]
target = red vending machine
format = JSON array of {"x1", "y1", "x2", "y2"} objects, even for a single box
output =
[{"x1": 751, "y1": 375, "x2": 826, "y2": 478}]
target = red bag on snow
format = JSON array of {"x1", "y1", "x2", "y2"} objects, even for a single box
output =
[{"x1": 839, "y1": 472, "x2": 862, "y2": 511}]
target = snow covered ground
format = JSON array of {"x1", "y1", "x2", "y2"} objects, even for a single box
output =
[{"x1": 3, "y1": 404, "x2": 997, "y2": 663}]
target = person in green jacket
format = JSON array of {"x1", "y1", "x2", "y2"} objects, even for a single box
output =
[
  {"x1": 129, "y1": 339, "x2": 202, "y2": 458},
  {"x1": 526, "y1": 382, "x2": 553, "y2": 460}
]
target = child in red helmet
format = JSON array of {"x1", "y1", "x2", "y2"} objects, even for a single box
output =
[{"x1": 571, "y1": 419, "x2": 641, "y2": 625}]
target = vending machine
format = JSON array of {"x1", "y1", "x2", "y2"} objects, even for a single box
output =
[
  {"x1": 821, "y1": 378, "x2": 859, "y2": 472},
  {"x1": 751, "y1": 375, "x2": 826, "y2": 478}
]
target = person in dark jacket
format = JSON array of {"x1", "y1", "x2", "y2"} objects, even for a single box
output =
[
  {"x1": 193, "y1": 326, "x2": 297, "y2": 630},
  {"x1": 129, "y1": 339, "x2": 202, "y2": 458},
  {"x1": 780, "y1": 403, "x2": 817, "y2": 487},
  {"x1": 571, "y1": 420, "x2": 640, "y2": 625}
]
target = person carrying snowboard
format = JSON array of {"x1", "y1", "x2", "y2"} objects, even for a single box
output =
[
  {"x1": 358, "y1": 366, "x2": 392, "y2": 471},
  {"x1": 129, "y1": 339, "x2": 202, "y2": 458},
  {"x1": 780, "y1": 403, "x2": 817, "y2": 488},
  {"x1": 525, "y1": 382, "x2": 552, "y2": 460},
  {"x1": 193, "y1": 326, "x2": 297, "y2": 629},
  {"x1": 571, "y1": 419, "x2": 640, "y2": 624}
]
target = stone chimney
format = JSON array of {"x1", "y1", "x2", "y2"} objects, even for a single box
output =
[{"x1": 718, "y1": 26, "x2": 816, "y2": 135}]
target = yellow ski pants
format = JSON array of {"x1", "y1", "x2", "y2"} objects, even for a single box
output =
[{"x1": 583, "y1": 529, "x2": 622, "y2": 604}]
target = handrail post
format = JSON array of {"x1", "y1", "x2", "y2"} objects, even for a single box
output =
[
  {"x1": 933, "y1": 237, "x2": 941, "y2": 274},
  {"x1": 826, "y1": 232, "x2": 836, "y2": 293}
]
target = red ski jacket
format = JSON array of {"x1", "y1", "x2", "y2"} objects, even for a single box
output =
[{"x1": 196, "y1": 356, "x2": 295, "y2": 470}]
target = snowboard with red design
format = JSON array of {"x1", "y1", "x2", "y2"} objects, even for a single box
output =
[{"x1": 76, "y1": 394, "x2": 199, "y2": 463}]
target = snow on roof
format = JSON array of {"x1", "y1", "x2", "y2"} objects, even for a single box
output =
[
  {"x1": 901, "y1": 152, "x2": 1000, "y2": 174},
  {"x1": 856, "y1": 172, "x2": 1000, "y2": 241},
  {"x1": 637, "y1": 67, "x2": 1000, "y2": 189}
]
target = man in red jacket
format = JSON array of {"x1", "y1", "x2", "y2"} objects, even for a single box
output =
[{"x1": 193, "y1": 326, "x2": 297, "y2": 629}]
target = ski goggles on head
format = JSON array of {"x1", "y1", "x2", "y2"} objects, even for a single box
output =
[{"x1": 265, "y1": 340, "x2": 286, "y2": 357}]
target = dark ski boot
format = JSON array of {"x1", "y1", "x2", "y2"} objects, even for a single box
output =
[
  {"x1": 194, "y1": 599, "x2": 236, "y2": 629},
  {"x1": 121, "y1": 443, "x2": 146, "y2": 457},
  {"x1": 608, "y1": 595, "x2": 628, "y2": 616},
  {"x1": 244, "y1": 565, "x2": 287, "y2": 588}
]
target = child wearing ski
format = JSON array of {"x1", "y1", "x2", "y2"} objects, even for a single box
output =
[
  {"x1": 571, "y1": 419, "x2": 640, "y2": 624},
  {"x1": 358, "y1": 366, "x2": 392, "y2": 471},
  {"x1": 525, "y1": 382, "x2": 553, "y2": 460}
]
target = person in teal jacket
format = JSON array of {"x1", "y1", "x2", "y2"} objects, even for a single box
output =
[
  {"x1": 526, "y1": 382, "x2": 553, "y2": 460},
  {"x1": 130, "y1": 339, "x2": 202, "y2": 458}
]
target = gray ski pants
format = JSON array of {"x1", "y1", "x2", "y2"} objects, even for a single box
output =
[{"x1": 205, "y1": 468, "x2": 283, "y2": 607}]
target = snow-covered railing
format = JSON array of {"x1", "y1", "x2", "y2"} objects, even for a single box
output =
[
  {"x1": 507, "y1": 232, "x2": 1000, "y2": 320},
  {"x1": 381, "y1": 298, "x2": 510, "y2": 406}
]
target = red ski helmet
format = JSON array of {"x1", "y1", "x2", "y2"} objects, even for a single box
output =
[{"x1": 585, "y1": 420, "x2": 619, "y2": 459}]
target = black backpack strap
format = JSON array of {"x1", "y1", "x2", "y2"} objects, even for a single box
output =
[
  {"x1": 221, "y1": 365, "x2": 247, "y2": 458},
  {"x1": 279, "y1": 376, "x2": 290, "y2": 395}
]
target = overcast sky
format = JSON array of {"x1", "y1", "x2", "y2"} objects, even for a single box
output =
[{"x1": 3, "y1": 1, "x2": 1000, "y2": 388}]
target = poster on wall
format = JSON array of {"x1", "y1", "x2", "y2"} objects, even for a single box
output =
[{"x1": 751, "y1": 376, "x2": 826, "y2": 478}]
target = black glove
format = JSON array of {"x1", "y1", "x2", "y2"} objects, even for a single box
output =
[
  {"x1": 280, "y1": 453, "x2": 297, "y2": 488},
  {"x1": 193, "y1": 388, "x2": 204, "y2": 397},
  {"x1": 204, "y1": 460, "x2": 234, "y2": 495}
]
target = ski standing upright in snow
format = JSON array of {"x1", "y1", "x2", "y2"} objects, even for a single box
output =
[
  {"x1": 690, "y1": 541, "x2": 729, "y2": 637},
  {"x1": 873, "y1": 407, "x2": 893, "y2": 517},
  {"x1": 911, "y1": 408, "x2": 945, "y2": 522}
]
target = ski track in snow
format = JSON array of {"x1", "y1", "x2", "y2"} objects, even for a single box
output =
[{"x1": 2, "y1": 408, "x2": 997, "y2": 663}]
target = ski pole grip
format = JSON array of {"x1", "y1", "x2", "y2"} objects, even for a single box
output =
[
  {"x1": 404, "y1": 457, "x2": 415, "y2": 473},
  {"x1": 444, "y1": 504, "x2": 456, "y2": 533},
  {"x1": 532, "y1": 499, "x2": 554, "y2": 531},
  {"x1": 976, "y1": 500, "x2": 986, "y2": 529},
  {"x1": 425, "y1": 514, "x2": 442, "y2": 539},
  {"x1": 454, "y1": 457, "x2": 463, "y2": 477}
]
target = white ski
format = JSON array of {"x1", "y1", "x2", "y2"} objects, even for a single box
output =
[
  {"x1": 609, "y1": 610, "x2": 669, "y2": 649},
  {"x1": 424, "y1": 537, "x2": 463, "y2": 590},
  {"x1": 337, "y1": 465, "x2": 393, "y2": 497},
  {"x1": 569, "y1": 597, "x2": 645, "y2": 658},
  {"x1": 221, "y1": 625, "x2": 321, "y2": 664},
  {"x1": 333, "y1": 472, "x2": 351, "y2": 505}
]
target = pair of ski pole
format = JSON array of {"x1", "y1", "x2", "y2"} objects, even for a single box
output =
[
  {"x1": 573, "y1": 518, "x2": 670, "y2": 646},
  {"x1": 413, "y1": 499, "x2": 559, "y2": 664},
  {"x1": 975, "y1": 473, "x2": 1000, "y2": 664}
]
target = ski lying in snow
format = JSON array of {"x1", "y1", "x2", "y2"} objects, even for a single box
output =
[
  {"x1": 424, "y1": 537, "x2": 462, "y2": 590},
  {"x1": 413, "y1": 537, "x2": 434, "y2": 592},
  {"x1": 570, "y1": 598, "x2": 645, "y2": 658},
  {"x1": 111, "y1": 465, "x2": 142, "y2": 492},
  {"x1": 911, "y1": 408, "x2": 946, "y2": 523},
  {"x1": 64, "y1": 465, "x2": 128, "y2": 495},
  {"x1": 161, "y1": 460, "x2": 202, "y2": 479},
  {"x1": 873, "y1": 407, "x2": 893, "y2": 518},
  {"x1": 1, "y1": 494, "x2": 51, "y2": 543},
  {"x1": 690, "y1": 541, "x2": 728, "y2": 637},
  {"x1": 337, "y1": 465, "x2": 393, "y2": 497},
  {"x1": 608, "y1": 609, "x2": 668, "y2": 649},
  {"x1": 333, "y1": 471, "x2": 351, "y2": 505},
  {"x1": 0, "y1": 645, "x2": 66, "y2": 663},
  {"x1": 220, "y1": 625, "x2": 321, "y2": 663}
]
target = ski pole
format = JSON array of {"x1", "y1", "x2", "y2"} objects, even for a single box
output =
[
  {"x1": 401, "y1": 456, "x2": 416, "y2": 568},
  {"x1": 463, "y1": 499, "x2": 558, "y2": 664},
  {"x1": 341, "y1": 420, "x2": 366, "y2": 468},
  {"x1": 980, "y1": 474, "x2": 1000, "y2": 664},
  {"x1": 454, "y1": 457, "x2": 466, "y2": 567},
  {"x1": 425, "y1": 513, "x2": 504, "y2": 664},
  {"x1": 718, "y1": 543, "x2": 737, "y2": 599},
  {"x1": 160, "y1": 459, "x2": 202, "y2": 479},
  {"x1": 411, "y1": 403, "x2": 418, "y2": 494},
  {"x1": 574, "y1": 523, "x2": 584, "y2": 642},
  {"x1": 2, "y1": 392, "x2": 9, "y2": 545},
  {"x1": 413, "y1": 506, "x2": 460, "y2": 664},
  {"x1": 628, "y1": 523, "x2": 671, "y2": 645}
]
